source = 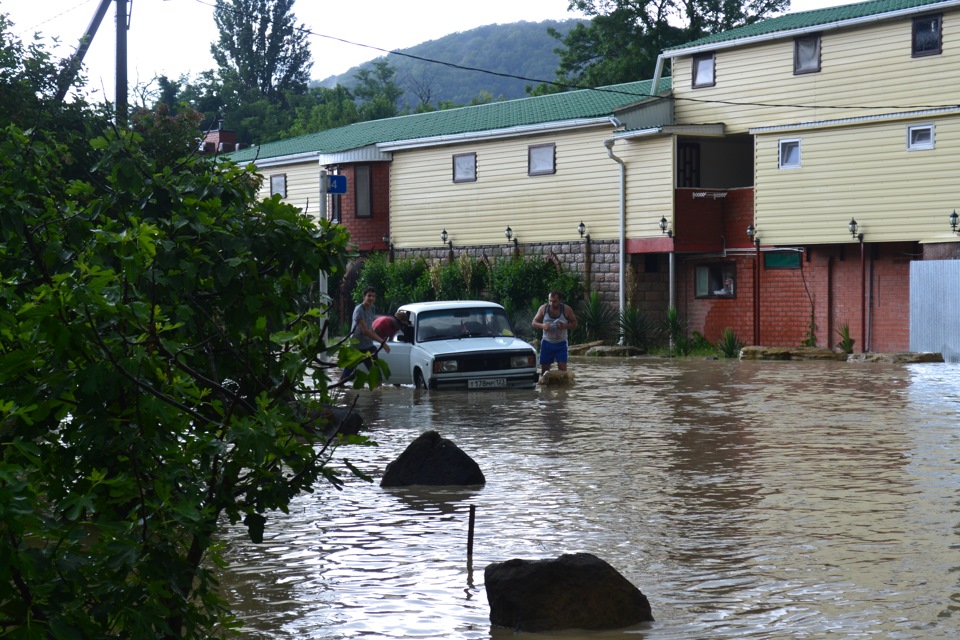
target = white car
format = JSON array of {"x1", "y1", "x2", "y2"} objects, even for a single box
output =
[{"x1": 380, "y1": 301, "x2": 538, "y2": 390}]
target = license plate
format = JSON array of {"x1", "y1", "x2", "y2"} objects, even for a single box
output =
[{"x1": 468, "y1": 378, "x2": 507, "y2": 389}]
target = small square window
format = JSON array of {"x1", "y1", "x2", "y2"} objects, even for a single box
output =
[
  {"x1": 692, "y1": 53, "x2": 715, "y2": 88},
  {"x1": 907, "y1": 124, "x2": 935, "y2": 150},
  {"x1": 779, "y1": 139, "x2": 801, "y2": 169},
  {"x1": 794, "y1": 34, "x2": 821, "y2": 74},
  {"x1": 453, "y1": 153, "x2": 477, "y2": 183},
  {"x1": 695, "y1": 264, "x2": 736, "y2": 298},
  {"x1": 528, "y1": 143, "x2": 556, "y2": 176},
  {"x1": 270, "y1": 174, "x2": 287, "y2": 198},
  {"x1": 913, "y1": 15, "x2": 942, "y2": 56}
]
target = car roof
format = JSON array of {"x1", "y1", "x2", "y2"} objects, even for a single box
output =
[{"x1": 399, "y1": 300, "x2": 506, "y2": 314}]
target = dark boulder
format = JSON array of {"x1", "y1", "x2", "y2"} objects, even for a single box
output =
[
  {"x1": 380, "y1": 430, "x2": 485, "y2": 487},
  {"x1": 484, "y1": 553, "x2": 653, "y2": 632}
]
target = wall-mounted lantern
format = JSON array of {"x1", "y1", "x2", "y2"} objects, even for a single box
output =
[
  {"x1": 504, "y1": 226, "x2": 518, "y2": 247},
  {"x1": 440, "y1": 228, "x2": 452, "y2": 249},
  {"x1": 659, "y1": 215, "x2": 673, "y2": 238},
  {"x1": 848, "y1": 218, "x2": 863, "y2": 242},
  {"x1": 950, "y1": 209, "x2": 958, "y2": 235}
]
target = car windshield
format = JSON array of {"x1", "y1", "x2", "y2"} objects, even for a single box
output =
[{"x1": 416, "y1": 307, "x2": 514, "y2": 342}]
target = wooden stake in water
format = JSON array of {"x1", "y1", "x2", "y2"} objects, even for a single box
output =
[{"x1": 467, "y1": 504, "x2": 476, "y2": 563}]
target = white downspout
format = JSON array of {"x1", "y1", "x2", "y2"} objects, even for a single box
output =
[
  {"x1": 604, "y1": 139, "x2": 626, "y2": 339},
  {"x1": 651, "y1": 54, "x2": 665, "y2": 94}
]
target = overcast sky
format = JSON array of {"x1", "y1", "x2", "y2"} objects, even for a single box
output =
[{"x1": 3, "y1": 0, "x2": 848, "y2": 103}]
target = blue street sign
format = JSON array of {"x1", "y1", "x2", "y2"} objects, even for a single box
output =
[{"x1": 327, "y1": 175, "x2": 347, "y2": 194}]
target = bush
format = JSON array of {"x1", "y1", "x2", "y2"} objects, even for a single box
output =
[
  {"x1": 619, "y1": 306, "x2": 654, "y2": 349},
  {"x1": 664, "y1": 307, "x2": 690, "y2": 356},
  {"x1": 489, "y1": 255, "x2": 581, "y2": 313},
  {"x1": 717, "y1": 327, "x2": 745, "y2": 358},
  {"x1": 354, "y1": 254, "x2": 433, "y2": 312},
  {"x1": 575, "y1": 291, "x2": 618, "y2": 343},
  {"x1": 835, "y1": 321, "x2": 855, "y2": 353},
  {"x1": 0, "y1": 117, "x2": 365, "y2": 636},
  {"x1": 429, "y1": 254, "x2": 486, "y2": 301}
]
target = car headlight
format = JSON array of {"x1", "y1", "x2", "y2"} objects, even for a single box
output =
[
  {"x1": 511, "y1": 355, "x2": 535, "y2": 368},
  {"x1": 434, "y1": 359, "x2": 458, "y2": 373}
]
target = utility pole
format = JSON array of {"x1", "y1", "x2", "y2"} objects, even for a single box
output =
[
  {"x1": 115, "y1": 0, "x2": 128, "y2": 125},
  {"x1": 54, "y1": 0, "x2": 130, "y2": 126}
]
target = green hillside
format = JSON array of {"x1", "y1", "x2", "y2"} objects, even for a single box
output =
[{"x1": 312, "y1": 19, "x2": 584, "y2": 108}]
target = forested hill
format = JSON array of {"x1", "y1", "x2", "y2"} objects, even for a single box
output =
[{"x1": 313, "y1": 19, "x2": 585, "y2": 108}]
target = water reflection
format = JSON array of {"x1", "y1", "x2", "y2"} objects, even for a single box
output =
[{"x1": 219, "y1": 358, "x2": 960, "y2": 639}]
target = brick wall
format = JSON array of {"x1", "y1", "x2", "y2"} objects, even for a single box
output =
[
  {"x1": 677, "y1": 243, "x2": 913, "y2": 352},
  {"x1": 339, "y1": 163, "x2": 391, "y2": 252}
]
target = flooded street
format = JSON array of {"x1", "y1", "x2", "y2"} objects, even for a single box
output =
[{"x1": 220, "y1": 358, "x2": 960, "y2": 639}]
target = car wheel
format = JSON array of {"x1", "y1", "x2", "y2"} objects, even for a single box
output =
[{"x1": 414, "y1": 369, "x2": 427, "y2": 390}]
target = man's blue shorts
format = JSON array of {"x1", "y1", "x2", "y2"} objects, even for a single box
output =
[{"x1": 539, "y1": 339, "x2": 568, "y2": 366}]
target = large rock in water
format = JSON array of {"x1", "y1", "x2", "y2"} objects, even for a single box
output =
[
  {"x1": 380, "y1": 430, "x2": 485, "y2": 487},
  {"x1": 484, "y1": 553, "x2": 653, "y2": 631}
]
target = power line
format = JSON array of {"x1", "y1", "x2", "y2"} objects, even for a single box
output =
[
  {"x1": 11, "y1": 0, "x2": 98, "y2": 37},
  {"x1": 192, "y1": 0, "x2": 960, "y2": 113}
]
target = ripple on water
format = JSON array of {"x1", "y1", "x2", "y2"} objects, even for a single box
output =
[{"x1": 220, "y1": 359, "x2": 960, "y2": 640}]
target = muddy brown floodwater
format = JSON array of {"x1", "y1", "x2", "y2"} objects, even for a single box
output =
[{"x1": 218, "y1": 358, "x2": 960, "y2": 639}]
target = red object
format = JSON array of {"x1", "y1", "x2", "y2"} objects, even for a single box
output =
[{"x1": 372, "y1": 315, "x2": 401, "y2": 339}]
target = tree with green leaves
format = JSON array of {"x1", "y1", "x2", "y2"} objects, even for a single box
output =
[
  {"x1": 288, "y1": 84, "x2": 362, "y2": 137},
  {"x1": 353, "y1": 60, "x2": 404, "y2": 121},
  {"x1": 1, "y1": 19, "x2": 379, "y2": 637},
  {"x1": 540, "y1": 0, "x2": 790, "y2": 90},
  {"x1": 211, "y1": 0, "x2": 312, "y2": 102}
]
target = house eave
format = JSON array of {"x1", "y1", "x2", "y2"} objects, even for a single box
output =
[
  {"x1": 609, "y1": 123, "x2": 726, "y2": 140},
  {"x1": 376, "y1": 117, "x2": 620, "y2": 151},
  {"x1": 243, "y1": 151, "x2": 320, "y2": 168},
  {"x1": 317, "y1": 146, "x2": 392, "y2": 165},
  {"x1": 749, "y1": 106, "x2": 960, "y2": 134},
  {"x1": 663, "y1": 1, "x2": 960, "y2": 58}
]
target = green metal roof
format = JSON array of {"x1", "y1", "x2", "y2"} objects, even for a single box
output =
[
  {"x1": 227, "y1": 78, "x2": 671, "y2": 163},
  {"x1": 666, "y1": 0, "x2": 953, "y2": 52}
]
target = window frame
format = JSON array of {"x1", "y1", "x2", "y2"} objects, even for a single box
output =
[
  {"x1": 528, "y1": 143, "x2": 556, "y2": 176},
  {"x1": 270, "y1": 174, "x2": 287, "y2": 198},
  {"x1": 692, "y1": 52, "x2": 715, "y2": 88},
  {"x1": 912, "y1": 14, "x2": 942, "y2": 57},
  {"x1": 794, "y1": 34, "x2": 821, "y2": 74},
  {"x1": 778, "y1": 138, "x2": 802, "y2": 170},
  {"x1": 694, "y1": 263, "x2": 737, "y2": 299},
  {"x1": 355, "y1": 165, "x2": 372, "y2": 218},
  {"x1": 907, "y1": 123, "x2": 935, "y2": 150},
  {"x1": 452, "y1": 152, "x2": 477, "y2": 183}
]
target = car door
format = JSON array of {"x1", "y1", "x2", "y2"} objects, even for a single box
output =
[{"x1": 382, "y1": 339, "x2": 413, "y2": 384}]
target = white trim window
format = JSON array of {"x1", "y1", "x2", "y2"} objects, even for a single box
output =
[
  {"x1": 453, "y1": 152, "x2": 477, "y2": 183},
  {"x1": 794, "y1": 34, "x2": 821, "y2": 74},
  {"x1": 907, "y1": 124, "x2": 935, "y2": 150},
  {"x1": 779, "y1": 139, "x2": 801, "y2": 169},
  {"x1": 270, "y1": 174, "x2": 287, "y2": 198},
  {"x1": 912, "y1": 14, "x2": 942, "y2": 57},
  {"x1": 528, "y1": 143, "x2": 556, "y2": 176},
  {"x1": 692, "y1": 52, "x2": 715, "y2": 88}
]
